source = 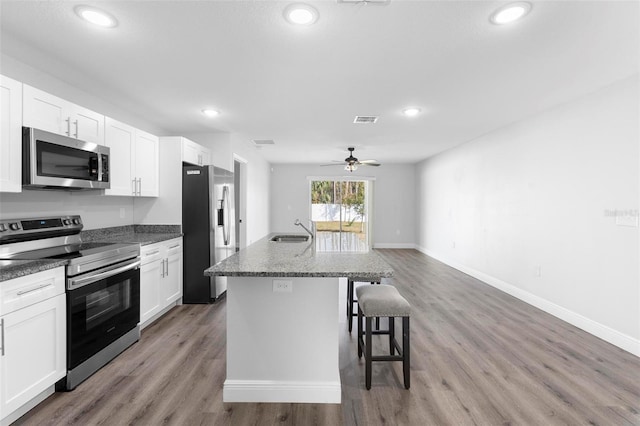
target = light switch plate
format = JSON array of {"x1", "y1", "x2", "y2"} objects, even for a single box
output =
[
  {"x1": 273, "y1": 280, "x2": 293, "y2": 293},
  {"x1": 616, "y1": 215, "x2": 639, "y2": 227}
]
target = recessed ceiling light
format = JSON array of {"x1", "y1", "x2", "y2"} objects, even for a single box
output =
[
  {"x1": 74, "y1": 5, "x2": 118, "y2": 28},
  {"x1": 490, "y1": 2, "x2": 532, "y2": 25},
  {"x1": 284, "y1": 3, "x2": 319, "y2": 25},
  {"x1": 403, "y1": 107, "x2": 421, "y2": 117},
  {"x1": 202, "y1": 109, "x2": 220, "y2": 117}
]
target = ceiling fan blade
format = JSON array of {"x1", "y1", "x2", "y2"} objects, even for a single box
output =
[
  {"x1": 358, "y1": 160, "x2": 381, "y2": 166},
  {"x1": 359, "y1": 163, "x2": 381, "y2": 167},
  {"x1": 319, "y1": 163, "x2": 346, "y2": 167}
]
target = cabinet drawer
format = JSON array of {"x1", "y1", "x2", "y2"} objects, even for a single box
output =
[
  {"x1": 140, "y1": 243, "x2": 163, "y2": 266},
  {"x1": 0, "y1": 268, "x2": 65, "y2": 316},
  {"x1": 165, "y1": 238, "x2": 183, "y2": 256}
]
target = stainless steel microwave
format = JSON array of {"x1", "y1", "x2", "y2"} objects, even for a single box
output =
[{"x1": 22, "y1": 127, "x2": 110, "y2": 190}]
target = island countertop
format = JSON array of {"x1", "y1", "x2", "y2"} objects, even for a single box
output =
[{"x1": 204, "y1": 233, "x2": 393, "y2": 279}]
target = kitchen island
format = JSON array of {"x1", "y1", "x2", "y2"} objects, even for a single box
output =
[{"x1": 204, "y1": 233, "x2": 393, "y2": 404}]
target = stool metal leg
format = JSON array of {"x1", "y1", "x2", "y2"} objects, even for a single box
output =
[
  {"x1": 357, "y1": 306, "x2": 363, "y2": 358},
  {"x1": 389, "y1": 316, "x2": 395, "y2": 355},
  {"x1": 347, "y1": 279, "x2": 354, "y2": 332},
  {"x1": 365, "y1": 316, "x2": 372, "y2": 390},
  {"x1": 403, "y1": 316, "x2": 410, "y2": 389}
]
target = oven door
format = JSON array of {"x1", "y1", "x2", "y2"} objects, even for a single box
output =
[{"x1": 67, "y1": 260, "x2": 140, "y2": 369}]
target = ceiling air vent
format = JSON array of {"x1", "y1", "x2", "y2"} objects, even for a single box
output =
[
  {"x1": 353, "y1": 116, "x2": 379, "y2": 124},
  {"x1": 252, "y1": 139, "x2": 275, "y2": 147}
]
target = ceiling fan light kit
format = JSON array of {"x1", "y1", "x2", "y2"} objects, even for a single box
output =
[{"x1": 320, "y1": 147, "x2": 381, "y2": 172}]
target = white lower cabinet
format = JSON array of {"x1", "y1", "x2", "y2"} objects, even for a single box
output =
[
  {"x1": 0, "y1": 268, "x2": 66, "y2": 426},
  {"x1": 139, "y1": 238, "x2": 183, "y2": 328}
]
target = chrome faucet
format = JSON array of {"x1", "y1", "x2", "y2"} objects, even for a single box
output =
[{"x1": 294, "y1": 219, "x2": 315, "y2": 239}]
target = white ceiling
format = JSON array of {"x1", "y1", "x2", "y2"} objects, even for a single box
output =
[{"x1": 1, "y1": 1, "x2": 638, "y2": 165}]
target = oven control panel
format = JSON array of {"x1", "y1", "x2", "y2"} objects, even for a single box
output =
[{"x1": 0, "y1": 215, "x2": 83, "y2": 243}]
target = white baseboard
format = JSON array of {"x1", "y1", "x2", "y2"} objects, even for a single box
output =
[
  {"x1": 223, "y1": 380, "x2": 341, "y2": 404},
  {"x1": 373, "y1": 243, "x2": 417, "y2": 249},
  {"x1": 415, "y1": 246, "x2": 640, "y2": 357}
]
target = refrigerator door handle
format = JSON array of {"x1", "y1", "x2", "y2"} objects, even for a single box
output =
[{"x1": 222, "y1": 185, "x2": 230, "y2": 246}]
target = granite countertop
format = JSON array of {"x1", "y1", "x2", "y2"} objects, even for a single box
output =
[
  {"x1": 0, "y1": 259, "x2": 68, "y2": 282},
  {"x1": 204, "y1": 233, "x2": 393, "y2": 279},
  {"x1": 82, "y1": 224, "x2": 182, "y2": 246},
  {"x1": 93, "y1": 232, "x2": 183, "y2": 246}
]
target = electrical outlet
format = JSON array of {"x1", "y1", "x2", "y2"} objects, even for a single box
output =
[
  {"x1": 273, "y1": 280, "x2": 293, "y2": 293},
  {"x1": 534, "y1": 265, "x2": 542, "y2": 277},
  {"x1": 119, "y1": 207, "x2": 125, "y2": 219},
  {"x1": 452, "y1": 241, "x2": 456, "y2": 248}
]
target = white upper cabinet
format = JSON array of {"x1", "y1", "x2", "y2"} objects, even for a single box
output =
[
  {"x1": 0, "y1": 75, "x2": 23, "y2": 193},
  {"x1": 104, "y1": 118, "x2": 135, "y2": 196},
  {"x1": 104, "y1": 117, "x2": 159, "y2": 197},
  {"x1": 23, "y1": 85, "x2": 104, "y2": 145},
  {"x1": 182, "y1": 137, "x2": 211, "y2": 166},
  {"x1": 134, "y1": 130, "x2": 159, "y2": 197}
]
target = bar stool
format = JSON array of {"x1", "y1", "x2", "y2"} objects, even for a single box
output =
[
  {"x1": 347, "y1": 277, "x2": 381, "y2": 333},
  {"x1": 356, "y1": 284, "x2": 410, "y2": 390}
]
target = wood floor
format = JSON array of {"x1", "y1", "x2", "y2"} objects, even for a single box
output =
[{"x1": 16, "y1": 249, "x2": 640, "y2": 425}]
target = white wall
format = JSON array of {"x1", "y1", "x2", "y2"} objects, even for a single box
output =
[
  {"x1": 230, "y1": 134, "x2": 271, "y2": 245},
  {"x1": 269, "y1": 164, "x2": 416, "y2": 247},
  {"x1": 415, "y1": 75, "x2": 640, "y2": 355},
  {"x1": 0, "y1": 54, "x2": 166, "y2": 229}
]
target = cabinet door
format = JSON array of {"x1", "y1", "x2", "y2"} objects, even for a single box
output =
[
  {"x1": 0, "y1": 294, "x2": 66, "y2": 420},
  {"x1": 134, "y1": 130, "x2": 159, "y2": 197},
  {"x1": 22, "y1": 85, "x2": 66, "y2": 136},
  {"x1": 0, "y1": 75, "x2": 22, "y2": 193},
  {"x1": 140, "y1": 258, "x2": 162, "y2": 324},
  {"x1": 70, "y1": 104, "x2": 104, "y2": 144},
  {"x1": 104, "y1": 118, "x2": 135, "y2": 196},
  {"x1": 182, "y1": 138, "x2": 201, "y2": 166},
  {"x1": 200, "y1": 147, "x2": 211, "y2": 166},
  {"x1": 162, "y1": 241, "x2": 183, "y2": 305}
]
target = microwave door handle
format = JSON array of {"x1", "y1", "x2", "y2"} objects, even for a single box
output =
[
  {"x1": 98, "y1": 154, "x2": 103, "y2": 182},
  {"x1": 68, "y1": 260, "x2": 141, "y2": 290}
]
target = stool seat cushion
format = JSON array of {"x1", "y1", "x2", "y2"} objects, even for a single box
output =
[{"x1": 356, "y1": 284, "x2": 410, "y2": 317}]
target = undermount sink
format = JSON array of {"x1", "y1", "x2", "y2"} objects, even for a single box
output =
[{"x1": 270, "y1": 235, "x2": 310, "y2": 243}]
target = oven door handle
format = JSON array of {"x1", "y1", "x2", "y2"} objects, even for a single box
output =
[{"x1": 68, "y1": 259, "x2": 141, "y2": 290}]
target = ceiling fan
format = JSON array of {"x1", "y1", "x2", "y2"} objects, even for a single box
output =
[{"x1": 321, "y1": 147, "x2": 381, "y2": 172}]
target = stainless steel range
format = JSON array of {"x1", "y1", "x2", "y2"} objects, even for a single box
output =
[{"x1": 0, "y1": 215, "x2": 141, "y2": 390}]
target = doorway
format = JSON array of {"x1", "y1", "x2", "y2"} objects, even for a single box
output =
[
  {"x1": 310, "y1": 179, "x2": 370, "y2": 252},
  {"x1": 233, "y1": 155, "x2": 248, "y2": 251}
]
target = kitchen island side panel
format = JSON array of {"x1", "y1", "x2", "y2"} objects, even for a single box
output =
[{"x1": 224, "y1": 276, "x2": 341, "y2": 403}]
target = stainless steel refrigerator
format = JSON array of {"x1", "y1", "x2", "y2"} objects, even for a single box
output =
[{"x1": 182, "y1": 164, "x2": 235, "y2": 303}]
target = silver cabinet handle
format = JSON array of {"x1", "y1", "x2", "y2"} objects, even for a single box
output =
[
  {"x1": 138, "y1": 178, "x2": 142, "y2": 196},
  {"x1": 132, "y1": 179, "x2": 136, "y2": 196},
  {"x1": 168, "y1": 244, "x2": 180, "y2": 250},
  {"x1": 16, "y1": 282, "x2": 53, "y2": 296},
  {"x1": 66, "y1": 117, "x2": 71, "y2": 136},
  {"x1": 165, "y1": 258, "x2": 169, "y2": 276},
  {"x1": 73, "y1": 119, "x2": 79, "y2": 138},
  {"x1": 1, "y1": 318, "x2": 4, "y2": 357},
  {"x1": 144, "y1": 249, "x2": 160, "y2": 257}
]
